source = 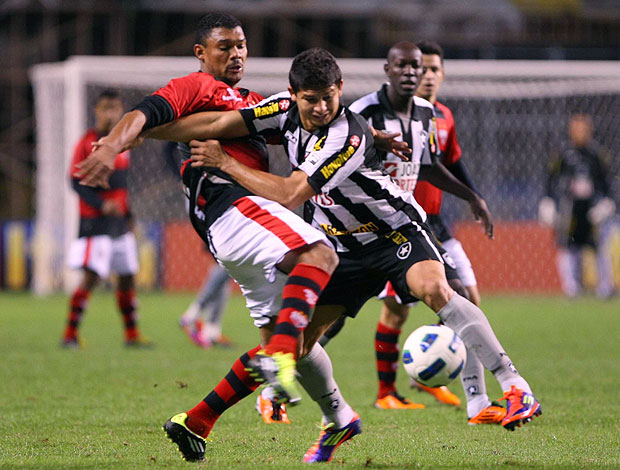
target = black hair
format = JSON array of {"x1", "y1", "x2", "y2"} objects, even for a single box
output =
[
  {"x1": 416, "y1": 40, "x2": 444, "y2": 63},
  {"x1": 195, "y1": 12, "x2": 242, "y2": 44},
  {"x1": 96, "y1": 89, "x2": 121, "y2": 103},
  {"x1": 289, "y1": 48, "x2": 342, "y2": 93}
]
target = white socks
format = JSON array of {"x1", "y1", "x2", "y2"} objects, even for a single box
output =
[
  {"x1": 438, "y1": 293, "x2": 532, "y2": 395},
  {"x1": 296, "y1": 343, "x2": 355, "y2": 428},
  {"x1": 460, "y1": 348, "x2": 491, "y2": 418}
]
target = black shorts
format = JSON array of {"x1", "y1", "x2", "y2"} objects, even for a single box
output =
[
  {"x1": 426, "y1": 214, "x2": 453, "y2": 244},
  {"x1": 317, "y1": 223, "x2": 458, "y2": 318}
]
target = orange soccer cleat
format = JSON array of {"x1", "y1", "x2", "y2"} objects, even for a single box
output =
[
  {"x1": 411, "y1": 380, "x2": 462, "y2": 407},
  {"x1": 255, "y1": 393, "x2": 290, "y2": 424},
  {"x1": 374, "y1": 392, "x2": 425, "y2": 410},
  {"x1": 467, "y1": 402, "x2": 507, "y2": 425}
]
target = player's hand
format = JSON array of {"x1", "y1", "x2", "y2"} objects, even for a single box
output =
[
  {"x1": 189, "y1": 139, "x2": 231, "y2": 169},
  {"x1": 469, "y1": 196, "x2": 494, "y2": 239},
  {"x1": 371, "y1": 126, "x2": 411, "y2": 161},
  {"x1": 76, "y1": 141, "x2": 118, "y2": 188}
]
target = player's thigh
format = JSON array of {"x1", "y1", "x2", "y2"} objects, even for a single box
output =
[
  {"x1": 207, "y1": 196, "x2": 327, "y2": 327},
  {"x1": 405, "y1": 260, "x2": 452, "y2": 311},
  {"x1": 110, "y1": 232, "x2": 139, "y2": 276},
  {"x1": 383, "y1": 224, "x2": 447, "y2": 304},
  {"x1": 67, "y1": 235, "x2": 113, "y2": 279},
  {"x1": 442, "y1": 237, "x2": 477, "y2": 287}
]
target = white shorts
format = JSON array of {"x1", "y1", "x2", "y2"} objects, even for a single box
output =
[
  {"x1": 206, "y1": 195, "x2": 329, "y2": 327},
  {"x1": 442, "y1": 237, "x2": 477, "y2": 287},
  {"x1": 377, "y1": 236, "x2": 477, "y2": 305},
  {"x1": 67, "y1": 232, "x2": 139, "y2": 279}
]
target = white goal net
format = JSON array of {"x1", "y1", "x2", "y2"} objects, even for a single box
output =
[{"x1": 30, "y1": 57, "x2": 620, "y2": 294}]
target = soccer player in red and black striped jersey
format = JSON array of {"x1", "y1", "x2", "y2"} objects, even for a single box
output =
[
  {"x1": 62, "y1": 90, "x2": 150, "y2": 348},
  {"x1": 77, "y1": 14, "x2": 359, "y2": 463},
  {"x1": 414, "y1": 41, "x2": 506, "y2": 424}
]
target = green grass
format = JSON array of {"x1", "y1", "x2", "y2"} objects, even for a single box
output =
[{"x1": 1, "y1": 292, "x2": 619, "y2": 469}]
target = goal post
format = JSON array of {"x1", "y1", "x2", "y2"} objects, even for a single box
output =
[{"x1": 30, "y1": 57, "x2": 620, "y2": 294}]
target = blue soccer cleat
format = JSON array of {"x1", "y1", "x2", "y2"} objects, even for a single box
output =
[{"x1": 303, "y1": 413, "x2": 362, "y2": 463}]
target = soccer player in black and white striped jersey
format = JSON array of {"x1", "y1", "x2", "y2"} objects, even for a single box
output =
[
  {"x1": 147, "y1": 48, "x2": 542, "y2": 432},
  {"x1": 346, "y1": 41, "x2": 506, "y2": 423},
  {"x1": 348, "y1": 42, "x2": 488, "y2": 412}
]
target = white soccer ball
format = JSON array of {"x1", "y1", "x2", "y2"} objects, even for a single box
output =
[{"x1": 402, "y1": 324, "x2": 467, "y2": 388}]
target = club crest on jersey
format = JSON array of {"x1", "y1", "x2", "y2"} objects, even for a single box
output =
[
  {"x1": 418, "y1": 129, "x2": 428, "y2": 149},
  {"x1": 222, "y1": 87, "x2": 242, "y2": 102},
  {"x1": 279, "y1": 99, "x2": 290, "y2": 111},
  {"x1": 396, "y1": 241, "x2": 412, "y2": 259},
  {"x1": 439, "y1": 129, "x2": 448, "y2": 147},
  {"x1": 349, "y1": 134, "x2": 361, "y2": 148}
]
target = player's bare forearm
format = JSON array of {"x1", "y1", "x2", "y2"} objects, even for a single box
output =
[
  {"x1": 190, "y1": 140, "x2": 314, "y2": 210},
  {"x1": 76, "y1": 110, "x2": 146, "y2": 188},
  {"x1": 419, "y1": 162, "x2": 477, "y2": 203},
  {"x1": 420, "y1": 163, "x2": 493, "y2": 238},
  {"x1": 144, "y1": 110, "x2": 249, "y2": 142}
]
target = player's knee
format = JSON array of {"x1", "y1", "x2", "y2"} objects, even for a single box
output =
[
  {"x1": 381, "y1": 299, "x2": 408, "y2": 328},
  {"x1": 301, "y1": 241, "x2": 339, "y2": 274},
  {"x1": 418, "y1": 278, "x2": 452, "y2": 312},
  {"x1": 448, "y1": 278, "x2": 469, "y2": 301}
]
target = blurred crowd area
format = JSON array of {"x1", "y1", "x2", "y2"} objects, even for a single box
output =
[{"x1": 1, "y1": 0, "x2": 620, "y2": 219}]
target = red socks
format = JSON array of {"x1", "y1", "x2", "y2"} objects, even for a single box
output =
[
  {"x1": 186, "y1": 345, "x2": 262, "y2": 437},
  {"x1": 116, "y1": 289, "x2": 138, "y2": 341},
  {"x1": 63, "y1": 288, "x2": 90, "y2": 340},
  {"x1": 265, "y1": 263, "x2": 331, "y2": 357},
  {"x1": 375, "y1": 322, "x2": 401, "y2": 398}
]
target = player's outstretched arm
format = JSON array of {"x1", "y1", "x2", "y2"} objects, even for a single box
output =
[
  {"x1": 76, "y1": 110, "x2": 147, "y2": 188},
  {"x1": 144, "y1": 110, "x2": 248, "y2": 143},
  {"x1": 190, "y1": 139, "x2": 315, "y2": 210},
  {"x1": 420, "y1": 161, "x2": 494, "y2": 239}
]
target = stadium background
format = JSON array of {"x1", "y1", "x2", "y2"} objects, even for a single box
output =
[{"x1": 1, "y1": 0, "x2": 619, "y2": 294}]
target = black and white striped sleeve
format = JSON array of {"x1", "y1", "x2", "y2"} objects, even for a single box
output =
[{"x1": 239, "y1": 91, "x2": 291, "y2": 136}]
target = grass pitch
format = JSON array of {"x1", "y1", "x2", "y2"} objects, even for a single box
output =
[{"x1": 1, "y1": 291, "x2": 619, "y2": 469}]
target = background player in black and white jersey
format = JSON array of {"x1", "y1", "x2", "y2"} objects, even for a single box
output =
[
  {"x1": 345, "y1": 41, "x2": 493, "y2": 412},
  {"x1": 346, "y1": 41, "x2": 504, "y2": 424},
  {"x1": 149, "y1": 47, "x2": 542, "y2": 432}
]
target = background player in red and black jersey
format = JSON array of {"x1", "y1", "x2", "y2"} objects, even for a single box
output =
[
  {"x1": 62, "y1": 90, "x2": 150, "y2": 348},
  {"x1": 415, "y1": 40, "x2": 506, "y2": 425}
]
